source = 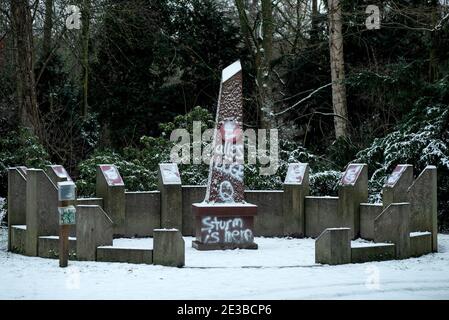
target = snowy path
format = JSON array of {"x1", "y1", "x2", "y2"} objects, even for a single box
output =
[{"x1": 1, "y1": 227, "x2": 449, "y2": 300}]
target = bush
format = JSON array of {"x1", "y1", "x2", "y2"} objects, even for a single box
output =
[
  {"x1": 76, "y1": 106, "x2": 340, "y2": 197},
  {"x1": 0, "y1": 128, "x2": 50, "y2": 197},
  {"x1": 310, "y1": 170, "x2": 343, "y2": 196},
  {"x1": 356, "y1": 100, "x2": 449, "y2": 231}
]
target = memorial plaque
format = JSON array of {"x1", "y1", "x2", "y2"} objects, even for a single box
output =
[
  {"x1": 159, "y1": 163, "x2": 181, "y2": 185},
  {"x1": 99, "y1": 165, "x2": 124, "y2": 186},
  {"x1": 51, "y1": 165, "x2": 72, "y2": 181},
  {"x1": 58, "y1": 206, "x2": 76, "y2": 225},
  {"x1": 58, "y1": 181, "x2": 76, "y2": 201},
  {"x1": 385, "y1": 164, "x2": 408, "y2": 187},
  {"x1": 341, "y1": 164, "x2": 364, "y2": 186},
  {"x1": 284, "y1": 163, "x2": 307, "y2": 184},
  {"x1": 193, "y1": 60, "x2": 258, "y2": 250}
]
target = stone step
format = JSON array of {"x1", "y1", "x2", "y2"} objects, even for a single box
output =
[
  {"x1": 10, "y1": 225, "x2": 27, "y2": 254},
  {"x1": 96, "y1": 246, "x2": 153, "y2": 264},
  {"x1": 351, "y1": 241, "x2": 396, "y2": 263},
  {"x1": 410, "y1": 231, "x2": 432, "y2": 257},
  {"x1": 38, "y1": 235, "x2": 77, "y2": 259}
]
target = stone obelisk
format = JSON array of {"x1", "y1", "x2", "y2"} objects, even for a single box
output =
[{"x1": 192, "y1": 60, "x2": 258, "y2": 250}]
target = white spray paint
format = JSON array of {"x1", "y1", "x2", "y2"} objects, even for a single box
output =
[{"x1": 201, "y1": 216, "x2": 254, "y2": 244}]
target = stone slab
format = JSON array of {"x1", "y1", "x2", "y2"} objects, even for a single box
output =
[
  {"x1": 359, "y1": 203, "x2": 383, "y2": 240},
  {"x1": 337, "y1": 164, "x2": 368, "y2": 239},
  {"x1": 45, "y1": 165, "x2": 72, "y2": 185},
  {"x1": 97, "y1": 247, "x2": 153, "y2": 264},
  {"x1": 158, "y1": 164, "x2": 182, "y2": 231},
  {"x1": 374, "y1": 203, "x2": 411, "y2": 259},
  {"x1": 407, "y1": 166, "x2": 438, "y2": 252},
  {"x1": 76, "y1": 205, "x2": 113, "y2": 261},
  {"x1": 315, "y1": 228, "x2": 351, "y2": 265},
  {"x1": 153, "y1": 229, "x2": 185, "y2": 267},
  {"x1": 351, "y1": 243, "x2": 396, "y2": 263},
  {"x1": 10, "y1": 225, "x2": 27, "y2": 254},
  {"x1": 125, "y1": 191, "x2": 161, "y2": 237},
  {"x1": 383, "y1": 164, "x2": 413, "y2": 208},
  {"x1": 8, "y1": 168, "x2": 27, "y2": 252},
  {"x1": 76, "y1": 198, "x2": 103, "y2": 207},
  {"x1": 96, "y1": 165, "x2": 126, "y2": 236},
  {"x1": 283, "y1": 163, "x2": 309, "y2": 237},
  {"x1": 246, "y1": 191, "x2": 283, "y2": 237},
  {"x1": 38, "y1": 236, "x2": 77, "y2": 260},
  {"x1": 25, "y1": 169, "x2": 59, "y2": 256},
  {"x1": 410, "y1": 232, "x2": 433, "y2": 258},
  {"x1": 305, "y1": 196, "x2": 339, "y2": 238}
]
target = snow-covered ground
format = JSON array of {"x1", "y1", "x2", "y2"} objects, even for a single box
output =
[{"x1": 1, "y1": 227, "x2": 449, "y2": 300}]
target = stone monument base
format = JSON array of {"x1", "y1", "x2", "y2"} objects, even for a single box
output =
[
  {"x1": 192, "y1": 203, "x2": 258, "y2": 251},
  {"x1": 192, "y1": 241, "x2": 258, "y2": 251}
]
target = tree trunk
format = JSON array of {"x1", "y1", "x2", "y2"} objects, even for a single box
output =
[
  {"x1": 429, "y1": 0, "x2": 440, "y2": 82},
  {"x1": 259, "y1": 0, "x2": 274, "y2": 129},
  {"x1": 81, "y1": 0, "x2": 90, "y2": 117},
  {"x1": 42, "y1": 0, "x2": 53, "y2": 58},
  {"x1": 311, "y1": 0, "x2": 319, "y2": 42},
  {"x1": 10, "y1": 0, "x2": 41, "y2": 136},
  {"x1": 328, "y1": 0, "x2": 348, "y2": 139}
]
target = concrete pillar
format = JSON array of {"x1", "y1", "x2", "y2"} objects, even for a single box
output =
[
  {"x1": 153, "y1": 229, "x2": 185, "y2": 267},
  {"x1": 283, "y1": 163, "x2": 310, "y2": 237},
  {"x1": 383, "y1": 164, "x2": 413, "y2": 208},
  {"x1": 158, "y1": 163, "x2": 182, "y2": 231},
  {"x1": 7, "y1": 167, "x2": 27, "y2": 251},
  {"x1": 407, "y1": 166, "x2": 438, "y2": 252},
  {"x1": 76, "y1": 205, "x2": 113, "y2": 261},
  {"x1": 374, "y1": 203, "x2": 411, "y2": 259},
  {"x1": 315, "y1": 228, "x2": 351, "y2": 265},
  {"x1": 337, "y1": 163, "x2": 368, "y2": 239},
  {"x1": 25, "y1": 169, "x2": 59, "y2": 256},
  {"x1": 96, "y1": 165, "x2": 125, "y2": 236}
]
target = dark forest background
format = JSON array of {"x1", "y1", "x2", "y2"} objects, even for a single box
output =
[{"x1": 0, "y1": 0, "x2": 448, "y2": 230}]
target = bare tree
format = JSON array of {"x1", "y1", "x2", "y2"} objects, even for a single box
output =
[
  {"x1": 42, "y1": 0, "x2": 53, "y2": 58},
  {"x1": 81, "y1": 0, "x2": 90, "y2": 117},
  {"x1": 328, "y1": 0, "x2": 348, "y2": 139},
  {"x1": 10, "y1": 0, "x2": 41, "y2": 137},
  {"x1": 235, "y1": 0, "x2": 275, "y2": 129}
]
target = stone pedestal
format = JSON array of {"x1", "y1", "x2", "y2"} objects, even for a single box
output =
[
  {"x1": 383, "y1": 164, "x2": 413, "y2": 208},
  {"x1": 76, "y1": 205, "x2": 113, "y2": 261},
  {"x1": 45, "y1": 165, "x2": 72, "y2": 185},
  {"x1": 374, "y1": 203, "x2": 411, "y2": 259},
  {"x1": 25, "y1": 169, "x2": 59, "y2": 256},
  {"x1": 7, "y1": 167, "x2": 27, "y2": 252},
  {"x1": 407, "y1": 166, "x2": 438, "y2": 252},
  {"x1": 158, "y1": 163, "x2": 182, "y2": 231},
  {"x1": 337, "y1": 163, "x2": 368, "y2": 239},
  {"x1": 153, "y1": 229, "x2": 185, "y2": 267},
  {"x1": 315, "y1": 228, "x2": 351, "y2": 265},
  {"x1": 96, "y1": 165, "x2": 125, "y2": 236},
  {"x1": 283, "y1": 163, "x2": 309, "y2": 237},
  {"x1": 192, "y1": 203, "x2": 258, "y2": 250}
]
